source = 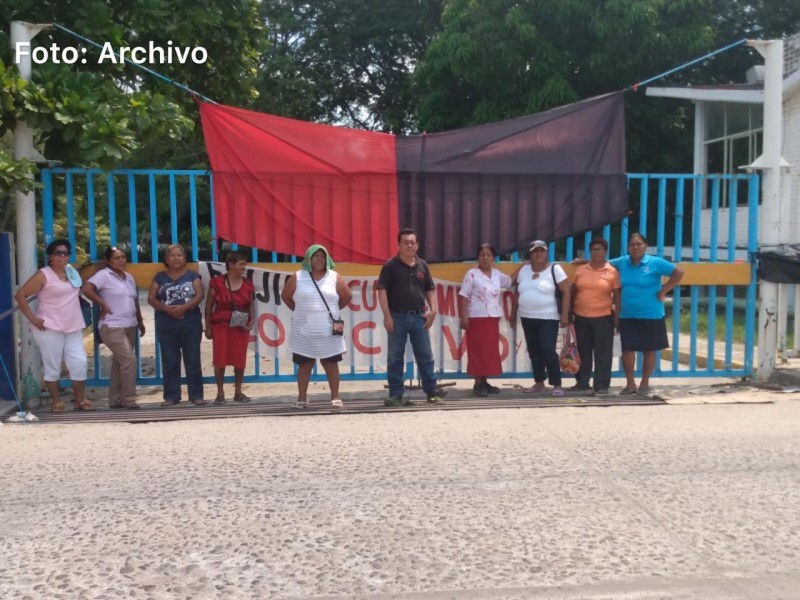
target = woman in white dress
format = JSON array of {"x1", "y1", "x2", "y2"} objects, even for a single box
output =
[{"x1": 281, "y1": 245, "x2": 352, "y2": 409}]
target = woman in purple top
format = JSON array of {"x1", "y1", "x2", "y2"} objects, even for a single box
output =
[
  {"x1": 82, "y1": 247, "x2": 146, "y2": 409},
  {"x1": 15, "y1": 239, "x2": 95, "y2": 412}
]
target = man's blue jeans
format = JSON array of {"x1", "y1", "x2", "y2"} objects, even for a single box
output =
[{"x1": 387, "y1": 312, "x2": 437, "y2": 397}]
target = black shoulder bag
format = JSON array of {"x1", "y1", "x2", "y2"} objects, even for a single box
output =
[
  {"x1": 309, "y1": 273, "x2": 345, "y2": 335},
  {"x1": 551, "y1": 264, "x2": 564, "y2": 315}
]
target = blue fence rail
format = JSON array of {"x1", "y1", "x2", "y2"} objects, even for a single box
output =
[{"x1": 38, "y1": 168, "x2": 759, "y2": 385}]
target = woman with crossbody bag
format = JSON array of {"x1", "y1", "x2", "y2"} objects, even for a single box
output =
[
  {"x1": 205, "y1": 252, "x2": 255, "y2": 404},
  {"x1": 281, "y1": 245, "x2": 352, "y2": 409},
  {"x1": 510, "y1": 240, "x2": 571, "y2": 396}
]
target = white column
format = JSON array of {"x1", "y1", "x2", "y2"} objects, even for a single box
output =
[
  {"x1": 795, "y1": 285, "x2": 800, "y2": 353},
  {"x1": 11, "y1": 21, "x2": 49, "y2": 405},
  {"x1": 749, "y1": 39, "x2": 788, "y2": 381},
  {"x1": 778, "y1": 283, "x2": 788, "y2": 359}
]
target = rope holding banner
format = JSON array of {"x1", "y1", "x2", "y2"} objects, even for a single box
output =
[
  {"x1": 52, "y1": 23, "x2": 216, "y2": 104},
  {"x1": 627, "y1": 38, "x2": 749, "y2": 91}
]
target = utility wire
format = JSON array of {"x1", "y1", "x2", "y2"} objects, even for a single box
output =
[
  {"x1": 53, "y1": 23, "x2": 216, "y2": 104},
  {"x1": 628, "y1": 38, "x2": 749, "y2": 91}
]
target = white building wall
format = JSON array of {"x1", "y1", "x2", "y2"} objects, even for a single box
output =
[
  {"x1": 785, "y1": 33, "x2": 800, "y2": 76},
  {"x1": 784, "y1": 89, "x2": 800, "y2": 241},
  {"x1": 699, "y1": 206, "x2": 751, "y2": 249},
  {"x1": 702, "y1": 92, "x2": 799, "y2": 250}
]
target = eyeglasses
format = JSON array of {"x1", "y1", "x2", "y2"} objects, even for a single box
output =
[
  {"x1": 52, "y1": 250, "x2": 69, "y2": 257},
  {"x1": 400, "y1": 240, "x2": 418, "y2": 246}
]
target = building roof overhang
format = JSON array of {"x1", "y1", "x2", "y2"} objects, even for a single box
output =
[
  {"x1": 647, "y1": 72, "x2": 800, "y2": 103},
  {"x1": 645, "y1": 86, "x2": 764, "y2": 103}
]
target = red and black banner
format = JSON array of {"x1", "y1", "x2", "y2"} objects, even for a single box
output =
[{"x1": 199, "y1": 92, "x2": 626, "y2": 263}]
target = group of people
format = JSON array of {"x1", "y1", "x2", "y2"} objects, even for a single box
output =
[
  {"x1": 14, "y1": 230, "x2": 682, "y2": 412},
  {"x1": 459, "y1": 233, "x2": 683, "y2": 398}
]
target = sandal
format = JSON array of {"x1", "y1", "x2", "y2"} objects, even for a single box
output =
[
  {"x1": 293, "y1": 400, "x2": 309, "y2": 410},
  {"x1": 619, "y1": 386, "x2": 638, "y2": 396},
  {"x1": 121, "y1": 401, "x2": 141, "y2": 410},
  {"x1": 552, "y1": 388, "x2": 565, "y2": 397},
  {"x1": 74, "y1": 399, "x2": 96, "y2": 412},
  {"x1": 213, "y1": 395, "x2": 226, "y2": 405},
  {"x1": 234, "y1": 393, "x2": 251, "y2": 403},
  {"x1": 330, "y1": 398, "x2": 343, "y2": 408},
  {"x1": 50, "y1": 400, "x2": 66, "y2": 413},
  {"x1": 522, "y1": 386, "x2": 546, "y2": 394},
  {"x1": 636, "y1": 386, "x2": 651, "y2": 397}
]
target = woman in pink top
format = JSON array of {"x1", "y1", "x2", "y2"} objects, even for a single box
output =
[{"x1": 15, "y1": 239, "x2": 94, "y2": 412}]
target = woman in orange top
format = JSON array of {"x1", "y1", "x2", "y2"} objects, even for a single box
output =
[{"x1": 570, "y1": 238, "x2": 620, "y2": 396}]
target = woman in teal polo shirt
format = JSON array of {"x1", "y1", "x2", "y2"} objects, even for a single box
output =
[{"x1": 610, "y1": 233, "x2": 683, "y2": 396}]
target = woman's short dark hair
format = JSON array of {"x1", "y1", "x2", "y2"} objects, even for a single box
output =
[
  {"x1": 162, "y1": 244, "x2": 185, "y2": 267},
  {"x1": 46, "y1": 238, "x2": 71, "y2": 256},
  {"x1": 589, "y1": 237, "x2": 609, "y2": 251},
  {"x1": 477, "y1": 243, "x2": 497, "y2": 258},
  {"x1": 628, "y1": 232, "x2": 648, "y2": 245},
  {"x1": 397, "y1": 228, "x2": 417, "y2": 243},
  {"x1": 225, "y1": 251, "x2": 247, "y2": 266},
  {"x1": 104, "y1": 246, "x2": 124, "y2": 261}
]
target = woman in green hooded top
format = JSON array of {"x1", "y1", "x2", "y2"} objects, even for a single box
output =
[{"x1": 281, "y1": 245, "x2": 352, "y2": 408}]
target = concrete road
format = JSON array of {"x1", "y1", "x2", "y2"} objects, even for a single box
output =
[{"x1": 1, "y1": 400, "x2": 799, "y2": 599}]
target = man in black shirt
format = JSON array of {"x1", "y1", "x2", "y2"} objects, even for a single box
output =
[{"x1": 377, "y1": 228, "x2": 444, "y2": 406}]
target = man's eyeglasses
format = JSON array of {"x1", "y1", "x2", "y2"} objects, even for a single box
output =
[{"x1": 52, "y1": 250, "x2": 69, "y2": 257}]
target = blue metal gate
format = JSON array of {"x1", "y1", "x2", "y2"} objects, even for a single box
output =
[{"x1": 38, "y1": 168, "x2": 759, "y2": 384}]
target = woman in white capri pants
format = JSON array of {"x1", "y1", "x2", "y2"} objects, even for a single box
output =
[{"x1": 15, "y1": 238, "x2": 94, "y2": 412}]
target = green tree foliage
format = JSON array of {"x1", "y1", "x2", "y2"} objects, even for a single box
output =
[
  {"x1": 257, "y1": 0, "x2": 442, "y2": 133},
  {"x1": 0, "y1": 0, "x2": 264, "y2": 171},
  {"x1": 0, "y1": 59, "x2": 38, "y2": 197},
  {"x1": 415, "y1": 0, "x2": 728, "y2": 171},
  {"x1": 414, "y1": 0, "x2": 800, "y2": 172},
  {"x1": 0, "y1": 0, "x2": 264, "y2": 251}
]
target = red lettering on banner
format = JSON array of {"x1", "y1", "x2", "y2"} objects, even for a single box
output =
[
  {"x1": 499, "y1": 334, "x2": 510, "y2": 362},
  {"x1": 437, "y1": 284, "x2": 459, "y2": 317},
  {"x1": 353, "y1": 320, "x2": 381, "y2": 355},
  {"x1": 502, "y1": 291, "x2": 515, "y2": 320},
  {"x1": 258, "y1": 313, "x2": 286, "y2": 347},
  {"x1": 348, "y1": 279, "x2": 362, "y2": 311},
  {"x1": 442, "y1": 325, "x2": 468, "y2": 360},
  {"x1": 362, "y1": 280, "x2": 378, "y2": 311}
]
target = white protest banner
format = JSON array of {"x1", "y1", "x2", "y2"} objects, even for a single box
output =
[{"x1": 199, "y1": 262, "x2": 528, "y2": 376}]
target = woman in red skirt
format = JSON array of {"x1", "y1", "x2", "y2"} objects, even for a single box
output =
[
  {"x1": 458, "y1": 243, "x2": 514, "y2": 397},
  {"x1": 204, "y1": 252, "x2": 255, "y2": 404}
]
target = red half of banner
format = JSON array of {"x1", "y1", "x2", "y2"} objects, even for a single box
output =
[{"x1": 199, "y1": 102, "x2": 399, "y2": 264}]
